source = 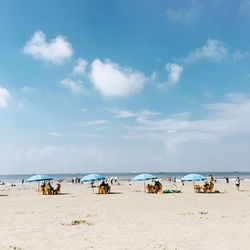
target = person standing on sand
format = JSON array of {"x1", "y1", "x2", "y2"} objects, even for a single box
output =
[{"x1": 235, "y1": 177, "x2": 240, "y2": 191}]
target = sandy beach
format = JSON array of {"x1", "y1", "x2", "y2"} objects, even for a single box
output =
[{"x1": 0, "y1": 181, "x2": 250, "y2": 250}]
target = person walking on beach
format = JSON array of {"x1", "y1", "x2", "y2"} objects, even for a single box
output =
[{"x1": 235, "y1": 177, "x2": 240, "y2": 191}]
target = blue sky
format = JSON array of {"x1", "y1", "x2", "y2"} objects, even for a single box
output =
[{"x1": 1, "y1": 0, "x2": 250, "y2": 174}]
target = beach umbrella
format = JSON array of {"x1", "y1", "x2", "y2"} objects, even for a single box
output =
[
  {"x1": 181, "y1": 174, "x2": 206, "y2": 182},
  {"x1": 80, "y1": 174, "x2": 105, "y2": 183},
  {"x1": 132, "y1": 174, "x2": 157, "y2": 192},
  {"x1": 26, "y1": 174, "x2": 53, "y2": 192},
  {"x1": 80, "y1": 174, "x2": 106, "y2": 193},
  {"x1": 26, "y1": 174, "x2": 53, "y2": 182},
  {"x1": 132, "y1": 173, "x2": 157, "y2": 181}
]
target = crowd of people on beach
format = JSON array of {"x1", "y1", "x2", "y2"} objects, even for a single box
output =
[{"x1": 0, "y1": 175, "x2": 244, "y2": 195}]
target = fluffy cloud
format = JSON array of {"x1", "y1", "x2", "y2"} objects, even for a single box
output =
[
  {"x1": 0, "y1": 87, "x2": 10, "y2": 108},
  {"x1": 185, "y1": 39, "x2": 227, "y2": 63},
  {"x1": 165, "y1": 63, "x2": 183, "y2": 85},
  {"x1": 48, "y1": 132, "x2": 64, "y2": 137},
  {"x1": 89, "y1": 59, "x2": 147, "y2": 98},
  {"x1": 21, "y1": 86, "x2": 37, "y2": 94},
  {"x1": 109, "y1": 108, "x2": 160, "y2": 119},
  {"x1": 23, "y1": 30, "x2": 73, "y2": 64},
  {"x1": 73, "y1": 58, "x2": 88, "y2": 75},
  {"x1": 81, "y1": 119, "x2": 109, "y2": 127},
  {"x1": 61, "y1": 78, "x2": 86, "y2": 94},
  {"x1": 123, "y1": 93, "x2": 250, "y2": 151}
]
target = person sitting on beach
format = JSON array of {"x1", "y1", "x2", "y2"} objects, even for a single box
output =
[
  {"x1": 105, "y1": 180, "x2": 111, "y2": 193},
  {"x1": 100, "y1": 180, "x2": 106, "y2": 187},
  {"x1": 53, "y1": 182, "x2": 61, "y2": 194},
  {"x1": 47, "y1": 181, "x2": 54, "y2": 194},
  {"x1": 203, "y1": 181, "x2": 214, "y2": 193},
  {"x1": 99, "y1": 180, "x2": 110, "y2": 193},
  {"x1": 40, "y1": 181, "x2": 46, "y2": 194},
  {"x1": 146, "y1": 184, "x2": 153, "y2": 193},
  {"x1": 203, "y1": 181, "x2": 209, "y2": 191},
  {"x1": 153, "y1": 179, "x2": 162, "y2": 193}
]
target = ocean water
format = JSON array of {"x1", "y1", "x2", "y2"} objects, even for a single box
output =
[{"x1": 0, "y1": 172, "x2": 250, "y2": 184}]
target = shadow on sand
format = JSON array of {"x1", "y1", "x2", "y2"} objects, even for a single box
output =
[{"x1": 95, "y1": 192, "x2": 123, "y2": 195}]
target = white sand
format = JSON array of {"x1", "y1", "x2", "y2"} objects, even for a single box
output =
[{"x1": 0, "y1": 181, "x2": 250, "y2": 250}]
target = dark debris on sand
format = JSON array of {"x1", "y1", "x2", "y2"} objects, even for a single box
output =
[{"x1": 61, "y1": 219, "x2": 93, "y2": 226}]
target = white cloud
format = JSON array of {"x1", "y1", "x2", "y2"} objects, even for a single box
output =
[
  {"x1": 0, "y1": 87, "x2": 10, "y2": 108},
  {"x1": 48, "y1": 132, "x2": 64, "y2": 137},
  {"x1": 73, "y1": 58, "x2": 88, "y2": 75},
  {"x1": 109, "y1": 109, "x2": 137, "y2": 118},
  {"x1": 231, "y1": 50, "x2": 249, "y2": 62},
  {"x1": 23, "y1": 30, "x2": 73, "y2": 64},
  {"x1": 80, "y1": 133, "x2": 103, "y2": 139},
  {"x1": 165, "y1": 63, "x2": 183, "y2": 85},
  {"x1": 122, "y1": 93, "x2": 250, "y2": 151},
  {"x1": 21, "y1": 86, "x2": 37, "y2": 94},
  {"x1": 109, "y1": 108, "x2": 160, "y2": 119},
  {"x1": 90, "y1": 59, "x2": 147, "y2": 98},
  {"x1": 185, "y1": 39, "x2": 227, "y2": 64},
  {"x1": 61, "y1": 78, "x2": 86, "y2": 94},
  {"x1": 81, "y1": 119, "x2": 110, "y2": 127}
]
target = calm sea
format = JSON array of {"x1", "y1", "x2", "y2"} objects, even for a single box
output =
[{"x1": 1, "y1": 172, "x2": 250, "y2": 184}]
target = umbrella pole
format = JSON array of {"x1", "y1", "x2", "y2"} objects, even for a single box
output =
[{"x1": 144, "y1": 180, "x2": 146, "y2": 193}]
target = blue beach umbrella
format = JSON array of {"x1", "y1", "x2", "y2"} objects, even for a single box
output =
[
  {"x1": 26, "y1": 174, "x2": 53, "y2": 192},
  {"x1": 132, "y1": 173, "x2": 157, "y2": 192},
  {"x1": 80, "y1": 174, "x2": 105, "y2": 183},
  {"x1": 26, "y1": 174, "x2": 53, "y2": 182},
  {"x1": 80, "y1": 174, "x2": 106, "y2": 193},
  {"x1": 132, "y1": 173, "x2": 157, "y2": 181},
  {"x1": 181, "y1": 174, "x2": 206, "y2": 182}
]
